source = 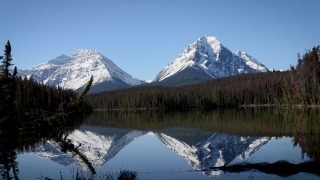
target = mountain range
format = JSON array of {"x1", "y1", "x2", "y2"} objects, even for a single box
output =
[{"x1": 18, "y1": 36, "x2": 269, "y2": 93}]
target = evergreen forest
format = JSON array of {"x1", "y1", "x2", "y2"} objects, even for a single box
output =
[{"x1": 87, "y1": 46, "x2": 320, "y2": 110}]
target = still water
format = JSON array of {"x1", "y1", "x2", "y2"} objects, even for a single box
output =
[{"x1": 2, "y1": 108, "x2": 320, "y2": 179}]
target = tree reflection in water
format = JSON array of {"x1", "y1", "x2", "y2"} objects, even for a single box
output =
[
  {"x1": 0, "y1": 137, "x2": 19, "y2": 180},
  {"x1": 0, "y1": 114, "x2": 95, "y2": 180},
  {"x1": 55, "y1": 132, "x2": 96, "y2": 174},
  {"x1": 210, "y1": 160, "x2": 320, "y2": 177}
]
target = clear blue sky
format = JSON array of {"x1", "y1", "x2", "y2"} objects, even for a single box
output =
[{"x1": 1, "y1": 0, "x2": 319, "y2": 80}]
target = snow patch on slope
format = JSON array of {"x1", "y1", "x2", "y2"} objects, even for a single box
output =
[
  {"x1": 235, "y1": 50, "x2": 268, "y2": 72},
  {"x1": 18, "y1": 54, "x2": 71, "y2": 81}
]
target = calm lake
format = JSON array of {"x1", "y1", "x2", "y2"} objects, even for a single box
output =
[{"x1": 1, "y1": 108, "x2": 320, "y2": 180}]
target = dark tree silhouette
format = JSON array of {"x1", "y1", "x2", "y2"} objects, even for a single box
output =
[
  {"x1": 0, "y1": 41, "x2": 17, "y2": 118},
  {"x1": 1, "y1": 41, "x2": 13, "y2": 80}
]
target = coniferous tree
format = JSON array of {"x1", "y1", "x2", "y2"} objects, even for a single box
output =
[
  {"x1": 291, "y1": 46, "x2": 320, "y2": 104},
  {"x1": 0, "y1": 41, "x2": 15, "y2": 118},
  {"x1": 67, "y1": 75, "x2": 93, "y2": 112},
  {"x1": 1, "y1": 41, "x2": 13, "y2": 80},
  {"x1": 12, "y1": 66, "x2": 17, "y2": 80},
  {"x1": 76, "y1": 75, "x2": 93, "y2": 104}
]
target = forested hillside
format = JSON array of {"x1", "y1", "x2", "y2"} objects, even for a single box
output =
[
  {"x1": 0, "y1": 41, "x2": 92, "y2": 123},
  {"x1": 87, "y1": 46, "x2": 320, "y2": 109}
]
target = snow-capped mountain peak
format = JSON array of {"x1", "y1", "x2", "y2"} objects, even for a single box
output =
[
  {"x1": 153, "y1": 35, "x2": 268, "y2": 83},
  {"x1": 180, "y1": 35, "x2": 221, "y2": 58},
  {"x1": 18, "y1": 49, "x2": 145, "y2": 92},
  {"x1": 198, "y1": 35, "x2": 221, "y2": 53},
  {"x1": 153, "y1": 35, "x2": 222, "y2": 82},
  {"x1": 39, "y1": 49, "x2": 145, "y2": 91}
]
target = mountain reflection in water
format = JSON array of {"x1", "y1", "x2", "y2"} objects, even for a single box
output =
[
  {"x1": 30, "y1": 127, "x2": 270, "y2": 172},
  {"x1": 1, "y1": 108, "x2": 320, "y2": 179}
]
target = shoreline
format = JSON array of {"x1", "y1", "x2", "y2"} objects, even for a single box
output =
[
  {"x1": 93, "y1": 104, "x2": 320, "y2": 111},
  {"x1": 241, "y1": 104, "x2": 320, "y2": 108}
]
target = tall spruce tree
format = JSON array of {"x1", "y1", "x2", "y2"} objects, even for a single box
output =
[{"x1": 1, "y1": 41, "x2": 13, "y2": 80}]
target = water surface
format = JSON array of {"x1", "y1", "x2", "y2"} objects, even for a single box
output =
[{"x1": 1, "y1": 108, "x2": 320, "y2": 179}]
